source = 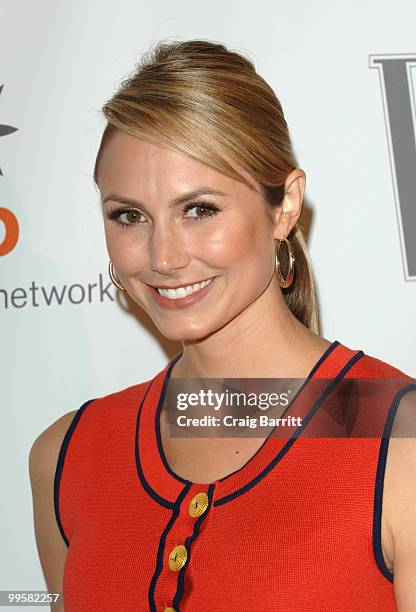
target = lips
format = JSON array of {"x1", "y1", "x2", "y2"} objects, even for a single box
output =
[
  {"x1": 150, "y1": 276, "x2": 216, "y2": 291},
  {"x1": 148, "y1": 276, "x2": 217, "y2": 309}
]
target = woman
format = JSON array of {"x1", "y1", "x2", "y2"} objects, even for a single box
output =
[{"x1": 29, "y1": 39, "x2": 416, "y2": 611}]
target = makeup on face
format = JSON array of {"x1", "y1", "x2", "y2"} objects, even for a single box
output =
[
  {"x1": 99, "y1": 134, "x2": 275, "y2": 343},
  {"x1": 146, "y1": 276, "x2": 218, "y2": 309}
]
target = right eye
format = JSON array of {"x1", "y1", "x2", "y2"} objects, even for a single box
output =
[{"x1": 107, "y1": 207, "x2": 144, "y2": 227}]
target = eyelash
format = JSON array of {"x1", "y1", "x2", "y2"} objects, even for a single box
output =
[{"x1": 106, "y1": 200, "x2": 221, "y2": 228}]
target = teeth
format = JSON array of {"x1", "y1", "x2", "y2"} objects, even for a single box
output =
[{"x1": 157, "y1": 277, "x2": 214, "y2": 299}]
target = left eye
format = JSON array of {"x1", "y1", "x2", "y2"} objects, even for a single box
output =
[{"x1": 183, "y1": 203, "x2": 219, "y2": 222}]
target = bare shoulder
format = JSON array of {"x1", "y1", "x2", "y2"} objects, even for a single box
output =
[
  {"x1": 29, "y1": 410, "x2": 78, "y2": 465},
  {"x1": 381, "y1": 388, "x2": 416, "y2": 608},
  {"x1": 28, "y1": 410, "x2": 78, "y2": 610}
]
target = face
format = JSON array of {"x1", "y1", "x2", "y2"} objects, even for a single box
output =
[{"x1": 97, "y1": 131, "x2": 280, "y2": 342}]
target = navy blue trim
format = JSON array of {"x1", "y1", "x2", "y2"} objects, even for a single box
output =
[
  {"x1": 135, "y1": 377, "x2": 176, "y2": 510},
  {"x1": 53, "y1": 399, "x2": 96, "y2": 548},
  {"x1": 134, "y1": 353, "x2": 183, "y2": 509},
  {"x1": 373, "y1": 382, "x2": 416, "y2": 584},
  {"x1": 172, "y1": 484, "x2": 215, "y2": 611},
  {"x1": 214, "y1": 349, "x2": 365, "y2": 506},
  {"x1": 155, "y1": 340, "x2": 341, "y2": 490},
  {"x1": 217, "y1": 339, "x2": 341, "y2": 483},
  {"x1": 156, "y1": 352, "x2": 194, "y2": 486},
  {"x1": 148, "y1": 483, "x2": 192, "y2": 611}
]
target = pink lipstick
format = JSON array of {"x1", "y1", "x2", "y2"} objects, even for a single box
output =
[{"x1": 148, "y1": 277, "x2": 217, "y2": 309}]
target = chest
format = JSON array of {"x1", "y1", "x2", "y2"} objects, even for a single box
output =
[
  {"x1": 160, "y1": 414, "x2": 268, "y2": 483},
  {"x1": 160, "y1": 414, "x2": 396, "y2": 576},
  {"x1": 63, "y1": 438, "x2": 397, "y2": 611}
]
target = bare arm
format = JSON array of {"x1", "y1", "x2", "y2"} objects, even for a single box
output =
[
  {"x1": 384, "y1": 389, "x2": 416, "y2": 611},
  {"x1": 28, "y1": 411, "x2": 77, "y2": 612}
]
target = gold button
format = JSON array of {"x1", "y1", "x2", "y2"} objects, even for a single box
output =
[
  {"x1": 164, "y1": 608, "x2": 176, "y2": 612},
  {"x1": 188, "y1": 492, "x2": 209, "y2": 518},
  {"x1": 168, "y1": 544, "x2": 187, "y2": 571}
]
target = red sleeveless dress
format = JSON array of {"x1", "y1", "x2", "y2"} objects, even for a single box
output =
[{"x1": 54, "y1": 340, "x2": 416, "y2": 611}]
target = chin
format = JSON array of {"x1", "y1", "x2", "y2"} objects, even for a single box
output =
[{"x1": 155, "y1": 321, "x2": 216, "y2": 343}]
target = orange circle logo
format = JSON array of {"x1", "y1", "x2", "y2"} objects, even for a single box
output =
[{"x1": 0, "y1": 207, "x2": 19, "y2": 256}]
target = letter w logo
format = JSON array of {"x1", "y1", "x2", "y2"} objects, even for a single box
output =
[{"x1": 369, "y1": 55, "x2": 416, "y2": 281}]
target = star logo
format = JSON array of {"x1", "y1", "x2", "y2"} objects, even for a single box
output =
[{"x1": 0, "y1": 84, "x2": 18, "y2": 176}]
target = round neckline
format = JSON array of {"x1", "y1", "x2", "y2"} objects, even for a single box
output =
[{"x1": 135, "y1": 339, "x2": 365, "y2": 508}]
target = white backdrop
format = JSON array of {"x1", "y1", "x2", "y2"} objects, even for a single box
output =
[{"x1": 1, "y1": 0, "x2": 415, "y2": 606}]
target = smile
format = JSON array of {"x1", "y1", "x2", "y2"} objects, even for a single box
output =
[
  {"x1": 155, "y1": 277, "x2": 215, "y2": 299},
  {"x1": 148, "y1": 276, "x2": 218, "y2": 309}
]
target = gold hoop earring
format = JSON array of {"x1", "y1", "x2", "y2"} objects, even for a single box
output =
[
  {"x1": 275, "y1": 237, "x2": 295, "y2": 288},
  {"x1": 108, "y1": 260, "x2": 126, "y2": 292}
]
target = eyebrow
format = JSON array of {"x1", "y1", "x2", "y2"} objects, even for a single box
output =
[{"x1": 102, "y1": 187, "x2": 228, "y2": 209}]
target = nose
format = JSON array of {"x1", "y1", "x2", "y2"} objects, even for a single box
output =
[{"x1": 149, "y1": 223, "x2": 190, "y2": 275}]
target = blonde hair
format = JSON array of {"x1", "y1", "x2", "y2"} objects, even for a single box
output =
[{"x1": 93, "y1": 39, "x2": 319, "y2": 333}]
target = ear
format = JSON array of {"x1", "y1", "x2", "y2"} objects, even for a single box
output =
[{"x1": 272, "y1": 169, "x2": 306, "y2": 240}]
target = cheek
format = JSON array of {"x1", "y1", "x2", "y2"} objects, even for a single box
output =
[
  {"x1": 104, "y1": 225, "x2": 147, "y2": 272},
  {"x1": 104, "y1": 215, "x2": 272, "y2": 276},
  {"x1": 207, "y1": 218, "x2": 271, "y2": 270}
]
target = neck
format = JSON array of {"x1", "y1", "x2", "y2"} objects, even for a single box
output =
[{"x1": 171, "y1": 278, "x2": 329, "y2": 380}]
